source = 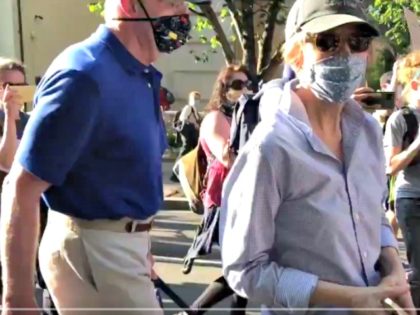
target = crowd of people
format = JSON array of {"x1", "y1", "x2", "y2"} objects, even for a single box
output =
[{"x1": 0, "y1": 0, "x2": 420, "y2": 314}]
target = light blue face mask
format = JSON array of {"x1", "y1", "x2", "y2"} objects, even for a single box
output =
[{"x1": 303, "y1": 54, "x2": 367, "y2": 104}]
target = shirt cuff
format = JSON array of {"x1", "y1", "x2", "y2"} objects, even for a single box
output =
[
  {"x1": 275, "y1": 268, "x2": 319, "y2": 312},
  {"x1": 381, "y1": 225, "x2": 398, "y2": 249}
]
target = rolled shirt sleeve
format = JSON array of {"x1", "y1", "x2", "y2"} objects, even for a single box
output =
[
  {"x1": 219, "y1": 138, "x2": 318, "y2": 311},
  {"x1": 16, "y1": 69, "x2": 100, "y2": 186},
  {"x1": 381, "y1": 223, "x2": 398, "y2": 249}
]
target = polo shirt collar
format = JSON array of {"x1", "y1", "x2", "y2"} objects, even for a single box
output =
[{"x1": 93, "y1": 25, "x2": 160, "y2": 78}]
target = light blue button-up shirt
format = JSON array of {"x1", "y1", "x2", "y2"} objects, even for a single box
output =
[{"x1": 219, "y1": 80, "x2": 398, "y2": 315}]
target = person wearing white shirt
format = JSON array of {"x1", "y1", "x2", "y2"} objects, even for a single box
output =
[{"x1": 176, "y1": 91, "x2": 201, "y2": 158}]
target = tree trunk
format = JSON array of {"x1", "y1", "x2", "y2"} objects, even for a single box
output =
[
  {"x1": 240, "y1": 0, "x2": 258, "y2": 87},
  {"x1": 259, "y1": 46, "x2": 283, "y2": 82}
]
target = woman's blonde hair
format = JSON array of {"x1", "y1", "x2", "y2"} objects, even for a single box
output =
[
  {"x1": 398, "y1": 51, "x2": 420, "y2": 85},
  {"x1": 397, "y1": 51, "x2": 420, "y2": 102},
  {"x1": 282, "y1": 33, "x2": 306, "y2": 71}
]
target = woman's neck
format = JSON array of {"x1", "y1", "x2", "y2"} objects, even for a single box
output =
[{"x1": 296, "y1": 86, "x2": 344, "y2": 134}]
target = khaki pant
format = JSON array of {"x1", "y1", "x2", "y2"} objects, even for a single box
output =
[{"x1": 39, "y1": 210, "x2": 163, "y2": 315}]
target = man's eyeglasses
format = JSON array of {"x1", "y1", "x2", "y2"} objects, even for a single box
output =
[
  {"x1": 1, "y1": 82, "x2": 27, "y2": 89},
  {"x1": 227, "y1": 79, "x2": 252, "y2": 91},
  {"x1": 306, "y1": 32, "x2": 373, "y2": 54}
]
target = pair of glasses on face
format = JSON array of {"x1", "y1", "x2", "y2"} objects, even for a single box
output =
[
  {"x1": 227, "y1": 79, "x2": 252, "y2": 91},
  {"x1": 1, "y1": 82, "x2": 27, "y2": 89},
  {"x1": 306, "y1": 32, "x2": 373, "y2": 54}
]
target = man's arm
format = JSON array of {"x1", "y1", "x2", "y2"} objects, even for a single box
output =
[
  {"x1": 1, "y1": 164, "x2": 50, "y2": 308},
  {"x1": 387, "y1": 143, "x2": 420, "y2": 176},
  {"x1": 1, "y1": 70, "x2": 100, "y2": 312},
  {"x1": 0, "y1": 86, "x2": 22, "y2": 172},
  {"x1": 384, "y1": 112, "x2": 420, "y2": 176},
  {"x1": 0, "y1": 114, "x2": 19, "y2": 172}
]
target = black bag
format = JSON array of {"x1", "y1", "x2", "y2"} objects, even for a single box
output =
[
  {"x1": 230, "y1": 78, "x2": 288, "y2": 155},
  {"x1": 401, "y1": 106, "x2": 420, "y2": 166},
  {"x1": 230, "y1": 94, "x2": 261, "y2": 155},
  {"x1": 172, "y1": 110, "x2": 182, "y2": 131},
  {"x1": 401, "y1": 107, "x2": 419, "y2": 148}
]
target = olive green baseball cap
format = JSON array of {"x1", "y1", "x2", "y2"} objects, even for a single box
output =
[{"x1": 285, "y1": 0, "x2": 380, "y2": 40}]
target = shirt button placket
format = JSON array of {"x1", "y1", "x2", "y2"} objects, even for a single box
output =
[{"x1": 143, "y1": 68, "x2": 152, "y2": 89}]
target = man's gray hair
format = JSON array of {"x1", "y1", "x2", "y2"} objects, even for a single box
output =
[
  {"x1": 0, "y1": 57, "x2": 25, "y2": 75},
  {"x1": 104, "y1": 0, "x2": 120, "y2": 22},
  {"x1": 104, "y1": 0, "x2": 138, "y2": 23}
]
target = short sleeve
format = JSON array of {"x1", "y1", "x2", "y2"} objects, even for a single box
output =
[
  {"x1": 17, "y1": 111, "x2": 30, "y2": 139},
  {"x1": 16, "y1": 70, "x2": 100, "y2": 186},
  {"x1": 179, "y1": 105, "x2": 192, "y2": 122},
  {"x1": 383, "y1": 111, "x2": 406, "y2": 149}
]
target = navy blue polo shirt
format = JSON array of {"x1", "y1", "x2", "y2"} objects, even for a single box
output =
[{"x1": 16, "y1": 25, "x2": 168, "y2": 220}]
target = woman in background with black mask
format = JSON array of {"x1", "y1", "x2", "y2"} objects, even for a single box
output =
[{"x1": 181, "y1": 65, "x2": 250, "y2": 315}]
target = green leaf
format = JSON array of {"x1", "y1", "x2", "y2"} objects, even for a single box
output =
[
  {"x1": 210, "y1": 36, "x2": 221, "y2": 49},
  {"x1": 369, "y1": 0, "x2": 413, "y2": 54},
  {"x1": 88, "y1": 1, "x2": 104, "y2": 15},
  {"x1": 220, "y1": 7, "x2": 229, "y2": 21},
  {"x1": 199, "y1": 35, "x2": 208, "y2": 44},
  {"x1": 188, "y1": 3, "x2": 198, "y2": 10}
]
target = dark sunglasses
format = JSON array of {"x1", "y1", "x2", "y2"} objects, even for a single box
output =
[
  {"x1": 227, "y1": 79, "x2": 252, "y2": 91},
  {"x1": 306, "y1": 32, "x2": 373, "y2": 54}
]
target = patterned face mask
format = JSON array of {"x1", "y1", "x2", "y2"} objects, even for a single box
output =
[
  {"x1": 114, "y1": 1, "x2": 191, "y2": 54},
  {"x1": 301, "y1": 54, "x2": 367, "y2": 104}
]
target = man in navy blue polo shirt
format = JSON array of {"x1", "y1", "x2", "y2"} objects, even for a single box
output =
[{"x1": 0, "y1": 0, "x2": 190, "y2": 313}]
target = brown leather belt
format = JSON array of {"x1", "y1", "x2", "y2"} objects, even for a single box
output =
[
  {"x1": 125, "y1": 221, "x2": 152, "y2": 233},
  {"x1": 49, "y1": 210, "x2": 154, "y2": 234}
]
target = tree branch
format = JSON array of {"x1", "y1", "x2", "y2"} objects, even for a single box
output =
[
  {"x1": 225, "y1": 0, "x2": 244, "y2": 51},
  {"x1": 198, "y1": 3, "x2": 235, "y2": 64},
  {"x1": 257, "y1": 0, "x2": 282, "y2": 74},
  {"x1": 225, "y1": 0, "x2": 243, "y2": 30},
  {"x1": 189, "y1": 7, "x2": 206, "y2": 17}
]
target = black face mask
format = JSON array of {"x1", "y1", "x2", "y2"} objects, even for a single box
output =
[
  {"x1": 220, "y1": 103, "x2": 234, "y2": 118},
  {"x1": 113, "y1": 1, "x2": 191, "y2": 53}
]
